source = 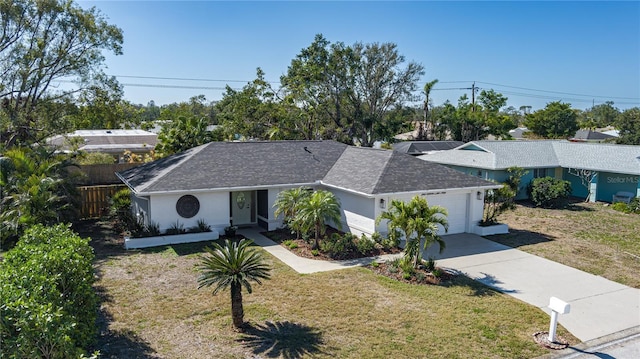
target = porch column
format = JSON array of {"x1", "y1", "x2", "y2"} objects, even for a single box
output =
[{"x1": 589, "y1": 173, "x2": 598, "y2": 202}]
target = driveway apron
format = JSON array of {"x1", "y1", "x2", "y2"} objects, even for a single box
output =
[{"x1": 424, "y1": 234, "x2": 640, "y2": 342}]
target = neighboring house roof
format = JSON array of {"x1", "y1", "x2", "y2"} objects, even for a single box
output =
[
  {"x1": 421, "y1": 140, "x2": 640, "y2": 175},
  {"x1": 393, "y1": 141, "x2": 464, "y2": 155},
  {"x1": 508, "y1": 127, "x2": 530, "y2": 139},
  {"x1": 47, "y1": 129, "x2": 158, "y2": 153},
  {"x1": 571, "y1": 130, "x2": 615, "y2": 141},
  {"x1": 118, "y1": 140, "x2": 496, "y2": 196}
]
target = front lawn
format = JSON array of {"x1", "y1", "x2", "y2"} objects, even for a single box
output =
[
  {"x1": 85, "y1": 220, "x2": 575, "y2": 358},
  {"x1": 493, "y1": 201, "x2": 640, "y2": 288}
]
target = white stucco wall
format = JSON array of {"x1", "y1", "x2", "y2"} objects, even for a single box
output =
[
  {"x1": 149, "y1": 192, "x2": 230, "y2": 233},
  {"x1": 375, "y1": 189, "x2": 483, "y2": 236},
  {"x1": 329, "y1": 188, "x2": 376, "y2": 236}
]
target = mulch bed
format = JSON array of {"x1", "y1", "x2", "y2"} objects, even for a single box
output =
[
  {"x1": 261, "y1": 228, "x2": 401, "y2": 261},
  {"x1": 532, "y1": 331, "x2": 570, "y2": 350},
  {"x1": 368, "y1": 261, "x2": 457, "y2": 285}
]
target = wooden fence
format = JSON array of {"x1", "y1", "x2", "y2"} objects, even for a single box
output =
[{"x1": 78, "y1": 184, "x2": 127, "y2": 219}]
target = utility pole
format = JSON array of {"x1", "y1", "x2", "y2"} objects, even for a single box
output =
[{"x1": 471, "y1": 82, "x2": 478, "y2": 112}]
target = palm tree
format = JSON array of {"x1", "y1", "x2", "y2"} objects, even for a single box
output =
[
  {"x1": 423, "y1": 79, "x2": 439, "y2": 140},
  {"x1": 408, "y1": 196, "x2": 448, "y2": 267},
  {"x1": 296, "y1": 190, "x2": 342, "y2": 249},
  {"x1": 377, "y1": 196, "x2": 448, "y2": 268},
  {"x1": 273, "y1": 187, "x2": 311, "y2": 238},
  {"x1": 197, "y1": 239, "x2": 271, "y2": 330}
]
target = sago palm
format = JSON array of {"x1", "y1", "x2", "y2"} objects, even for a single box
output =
[
  {"x1": 296, "y1": 190, "x2": 342, "y2": 249},
  {"x1": 197, "y1": 238, "x2": 271, "y2": 330}
]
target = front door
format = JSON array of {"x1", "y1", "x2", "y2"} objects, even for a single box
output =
[{"x1": 231, "y1": 191, "x2": 255, "y2": 226}]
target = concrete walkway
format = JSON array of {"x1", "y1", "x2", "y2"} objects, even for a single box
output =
[
  {"x1": 239, "y1": 228, "x2": 640, "y2": 343},
  {"x1": 238, "y1": 227, "x2": 402, "y2": 274}
]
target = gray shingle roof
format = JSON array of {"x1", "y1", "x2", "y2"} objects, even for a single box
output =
[
  {"x1": 323, "y1": 147, "x2": 493, "y2": 194},
  {"x1": 421, "y1": 140, "x2": 640, "y2": 175},
  {"x1": 393, "y1": 141, "x2": 464, "y2": 155},
  {"x1": 119, "y1": 140, "x2": 497, "y2": 195}
]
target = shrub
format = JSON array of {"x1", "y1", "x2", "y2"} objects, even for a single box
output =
[
  {"x1": 612, "y1": 202, "x2": 632, "y2": 214},
  {"x1": 288, "y1": 242, "x2": 299, "y2": 249},
  {"x1": 311, "y1": 249, "x2": 319, "y2": 256},
  {"x1": 355, "y1": 234, "x2": 375, "y2": 255},
  {"x1": 196, "y1": 218, "x2": 212, "y2": 232},
  {"x1": 0, "y1": 224, "x2": 98, "y2": 358},
  {"x1": 530, "y1": 177, "x2": 572, "y2": 208},
  {"x1": 146, "y1": 221, "x2": 161, "y2": 236},
  {"x1": 320, "y1": 233, "x2": 358, "y2": 259},
  {"x1": 629, "y1": 197, "x2": 640, "y2": 214},
  {"x1": 166, "y1": 220, "x2": 186, "y2": 235},
  {"x1": 425, "y1": 257, "x2": 436, "y2": 272},
  {"x1": 282, "y1": 239, "x2": 294, "y2": 247}
]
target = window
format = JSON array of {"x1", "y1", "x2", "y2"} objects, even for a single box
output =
[{"x1": 534, "y1": 168, "x2": 547, "y2": 178}]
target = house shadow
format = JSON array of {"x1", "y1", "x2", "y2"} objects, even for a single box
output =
[
  {"x1": 239, "y1": 321, "x2": 325, "y2": 358},
  {"x1": 487, "y1": 229, "x2": 556, "y2": 249},
  {"x1": 91, "y1": 286, "x2": 159, "y2": 358}
]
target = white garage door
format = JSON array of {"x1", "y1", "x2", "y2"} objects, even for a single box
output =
[{"x1": 423, "y1": 193, "x2": 469, "y2": 234}]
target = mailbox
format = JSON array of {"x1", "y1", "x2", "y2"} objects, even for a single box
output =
[{"x1": 549, "y1": 297, "x2": 570, "y2": 314}]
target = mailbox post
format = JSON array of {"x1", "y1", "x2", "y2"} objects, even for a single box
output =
[{"x1": 548, "y1": 297, "x2": 570, "y2": 343}]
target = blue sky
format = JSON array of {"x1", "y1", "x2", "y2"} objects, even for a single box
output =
[{"x1": 81, "y1": 1, "x2": 640, "y2": 111}]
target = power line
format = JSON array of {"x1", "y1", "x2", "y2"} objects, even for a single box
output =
[{"x1": 475, "y1": 81, "x2": 638, "y2": 100}]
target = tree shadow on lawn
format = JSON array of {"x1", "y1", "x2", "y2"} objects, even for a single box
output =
[
  {"x1": 488, "y1": 229, "x2": 556, "y2": 249},
  {"x1": 91, "y1": 286, "x2": 160, "y2": 358},
  {"x1": 239, "y1": 321, "x2": 326, "y2": 358},
  {"x1": 441, "y1": 271, "x2": 512, "y2": 297},
  {"x1": 515, "y1": 198, "x2": 594, "y2": 212}
]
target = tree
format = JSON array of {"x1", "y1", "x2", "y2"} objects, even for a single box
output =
[
  {"x1": 568, "y1": 168, "x2": 597, "y2": 202},
  {"x1": 377, "y1": 196, "x2": 448, "y2": 268},
  {"x1": 296, "y1": 190, "x2": 342, "y2": 249},
  {"x1": 197, "y1": 239, "x2": 271, "y2": 331},
  {"x1": 0, "y1": 0, "x2": 123, "y2": 147},
  {"x1": 524, "y1": 101, "x2": 578, "y2": 139},
  {"x1": 616, "y1": 107, "x2": 640, "y2": 145},
  {"x1": 217, "y1": 69, "x2": 296, "y2": 141},
  {"x1": 281, "y1": 34, "x2": 424, "y2": 146},
  {"x1": 273, "y1": 187, "x2": 311, "y2": 238},
  {"x1": 156, "y1": 115, "x2": 214, "y2": 156},
  {"x1": 0, "y1": 147, "x2": 80, "y2": 246},
  {"x1": 349, "y1": 42, "x2": 425, "y2": 146},
  {"x1": 579, "y1": 101, "x2": 620, "y2": 129},
  {"x1": 421, "y1": 79, "x2": 439, "y2": 140}
]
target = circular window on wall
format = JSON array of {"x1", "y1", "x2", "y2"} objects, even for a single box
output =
[{"x1": 176, "y1": 195, "x2": 200, "y2": 218}]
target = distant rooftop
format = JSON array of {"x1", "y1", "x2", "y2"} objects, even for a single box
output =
[{"x1": 46, "y1": 129, "x2": 158, "y2": 153}]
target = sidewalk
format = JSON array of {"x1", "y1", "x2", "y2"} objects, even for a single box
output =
[{"x1": 536, "y1": 325, "x2": 640, "y2": 359}]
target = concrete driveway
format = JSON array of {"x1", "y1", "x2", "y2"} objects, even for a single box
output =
[{"x1": 424, "y1": 234, "x2": 640, "y2": 343}]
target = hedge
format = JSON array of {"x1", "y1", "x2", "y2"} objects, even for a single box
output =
[{"x1": 0, "y1": 224, "x2": 98, "y2": 359}]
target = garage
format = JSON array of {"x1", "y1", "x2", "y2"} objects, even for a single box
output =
[{"x1": 422, "y1": 192, "x2": 470, "y2": 234}]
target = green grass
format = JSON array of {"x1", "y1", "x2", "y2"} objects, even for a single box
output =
[{"x1": 93, "y1": 235, "x2": 575, "y2": 358}]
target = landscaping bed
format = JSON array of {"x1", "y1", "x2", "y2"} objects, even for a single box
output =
[{"x1": 262, "y1": 227, "x2": 401, "y2": 261}]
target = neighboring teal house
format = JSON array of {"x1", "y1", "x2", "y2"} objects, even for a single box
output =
[{"x1": 419, "y1": 141, "x2": 640, "y2": 203}]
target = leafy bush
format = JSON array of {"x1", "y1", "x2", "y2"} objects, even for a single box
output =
[
  {"x1": 355, "y1": 234, "x2": 375, "y2": 255},
  {"x1": 0, "y1": 224, "x2": 98, "y2": 358},
  {"x1": 629, "y1": 197, "x2": 640, "y2": 213},
  {"x1": 77, "y1": 151, "x2": 116, "y2": 165},
  {"x1": 311, "y1": 249, "x2": 319, "y2": 256},
  {"x1": 612, "y1": 202, "x2": 632, "y2": 213},
  {"x1": 320, "y1": 233, "x2": 358, "y2": 259},
  {"x1": 529, "y1": 177, "x2": 572, "y2": 208},
  {"x1": 425, "y1": 257, "x2": 436, "y2": 272}
]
